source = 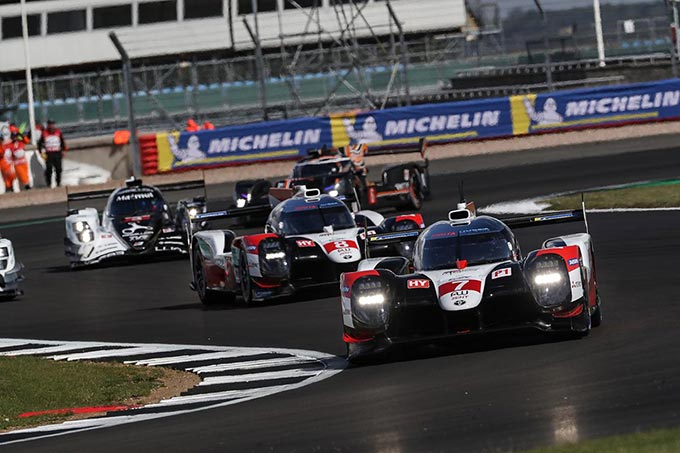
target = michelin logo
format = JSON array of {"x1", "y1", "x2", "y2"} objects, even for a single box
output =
[
  {"x1": 343, "y1": 116, "x2": 383, "y2": 144},
  {"x1": 523, "y1": 90, "x2": 680, "y2": 127},
  {"x1": 564, "y1": 90, "x2": 680, "y2": 116},
  {"x1": 523, "y1": 97, "x2": 563, "y2": 125},
  {"x1": 206, "y1": 129, "x2": 321, "y2": 154},
  {"x1": 383, "y1": 111, "x2": 501, "y2": 137},
  {"x1": 169, "y1": 134, "x2": 206, "y2": 163}
]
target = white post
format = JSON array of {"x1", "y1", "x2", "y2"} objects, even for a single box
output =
[
  {"x1": 20, "y1": 0, "x2": 37, "y2": 145},
  {"x1": 674, "y1": 0, "x2": 680, "y2": 63},
  {"x1": 593, "y1": 0, "x2": 606, "y2": 67}
]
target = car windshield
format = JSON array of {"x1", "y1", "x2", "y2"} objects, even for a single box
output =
[
  {"x1": 281, "y1": 206, "x2": 355, "y2": 235},
  {"x1": 109, "y1": 192, "x2": 164, "y2": 217},
  {"x1": 418, "y1": 232, "x2": 512, "y2": 271},
  {"x1": 292, "y1": 161, "x2": 348, "y2": 179}
]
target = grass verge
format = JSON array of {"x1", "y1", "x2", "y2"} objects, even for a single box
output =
[
  {"x1": 0, "y1": 356, "x2": 197, "y2": 431},
  {"x1": 545, "y1": 181, "x2": 680, "y2": 210},
  {"x1": 527, "y1": 427, "x2": 680, "y2": 452}
]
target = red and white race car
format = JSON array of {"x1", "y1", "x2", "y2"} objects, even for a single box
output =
[
  {"x1": 340, "y1": 202, "x2": 603, "y2": 361},
  {"x1": 189, "y1": 188, "x2": 424, "y2": 305}
]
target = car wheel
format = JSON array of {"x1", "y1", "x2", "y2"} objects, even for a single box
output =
[
  {"x1": 591, "y1": 291, "x2": 603, "y2": 327},
  {"x1": 193, "y1": 248, "x2": 221, "y2": 305},
  {"x1": 572, "y1": 299, "x2": 592, "y2": 337},
  {"x1": 408, "y1": 171, "x2": 422, "y2": 210},
  {"x1": 239, "y1": 247, "x2": 254, "y2": 306}
]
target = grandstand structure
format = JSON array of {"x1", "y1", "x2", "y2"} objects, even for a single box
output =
[{"x1": 0, "y1": 0, "x2": 497, "y2": 135}]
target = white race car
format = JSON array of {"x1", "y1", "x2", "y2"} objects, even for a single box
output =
[
  {"x1": 190, "y1": 187, "x2": 424, "y2": 305},
  {"x1": 64, "y1": 178, "x2": 206, "y2": 268},
  {"x1": 0, "y1": 234, "x2": 24, "y2": 299}
]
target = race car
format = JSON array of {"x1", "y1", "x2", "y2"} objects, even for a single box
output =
[
  {"x1": 189, "y1": 187, "x2": 425, "y2": 305},
  {"x1": 340, "y1": 201, "x2": 602, "y2": 362},
  {"x1": 232, "y1": 140, "x2": 430, "y2": 213},
  {"x1": 0, "y1": 234, "x2": 23, "y2": 300},
  {"x1": 64, "y1": 178, "x2": 207, "y2": 268}
]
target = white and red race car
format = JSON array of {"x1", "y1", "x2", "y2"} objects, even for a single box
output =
[
  {"x1": 340, "y1": 202, "x2": 603, "y2": 361},
  {"x1": 189, "y1": 188, "x2": 424, "y2": 305}
]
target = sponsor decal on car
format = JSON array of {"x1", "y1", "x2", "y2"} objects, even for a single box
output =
[
  {"x1": 323, "y1": 240, "x2": 358, "y2": 253},
  {"x1": 568, "y1": 258, "x2": 579, "y2": 266},
  {"x1": 439, "y1": 280, "x2": 482, "y2": 297},
  {"x1": 296, "y1": 240, "x2": 316, "y2": 248},
  {"x1": 407, "y1": 279, "x2": 430, "y2": 289},
  {"x1": 116, "y1": 192, "x2": 155, "y2": 202},
  {"x1": 491, "y1": 268, "x2": 512, "y2": 279}
]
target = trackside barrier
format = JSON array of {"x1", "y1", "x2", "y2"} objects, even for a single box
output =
[
  {"x1": 139, "y1": 134, "x2": 159, "y2": 175},
  {"x1": 145, "y1": 78, "x2": 680, "y2": 175}
]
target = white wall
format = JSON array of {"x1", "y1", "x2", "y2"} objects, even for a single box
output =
[{"x1": 0, "y1": 0, "x2": 467, "y2": 72}]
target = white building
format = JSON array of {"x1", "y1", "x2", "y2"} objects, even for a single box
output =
[{"x1": 0, "y1": 0, "x2": 472, "y2": 73}]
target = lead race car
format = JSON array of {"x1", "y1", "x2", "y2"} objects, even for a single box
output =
[
  {"x1": 189, "y1": 187, "x2": 425, "y2": 305},
  {"x1": 0, "y1": 233, "x2": 24, "y2": 300},
  {"x1": 340, "y1": 201, "x2": 603, "y2": 361},
  {"x1": 64, "y1": 178, "x2": 207, "y2": 268}
]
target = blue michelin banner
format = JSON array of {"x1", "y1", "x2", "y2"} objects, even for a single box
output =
[
  {"x1": 328, "y1": 96, "x2": 514, "y2": 148},
  {"x1": 510, "y1": 78, "x2": 680, "y2": 134},
  {"x1": 157, "y1": 78, "x2": 680, "y2": 173},
  {"x1": 157, "y1": 116, "x2": 332, "y2": 172}
]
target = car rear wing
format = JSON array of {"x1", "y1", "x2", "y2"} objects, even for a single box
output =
[
  {"x1": 191, "y1": 205, "x2": 272, "y2": 223},
  {"x1": 66, "y1": 178, "x2": 206, "y2": 212},
  {"x1": 341, "y1": 138, "x2": 428, "y2": 161},
  {"x1": 366, "y1": 229, "x2": 422, "y2": 245},
  {"x1": 500, "y1": 209, "x2": 585, "y2": 229}
]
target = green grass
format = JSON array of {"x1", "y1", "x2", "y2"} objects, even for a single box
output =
[
  {"x1": 0, "y1": 356, "x2": 164, "y2": 430},
  {"x1": 545, "y1": 181, "x2": 680, "y2": 211},
  {"x1": 527, "y1": 427, "x2": 680, "y2": 452}
]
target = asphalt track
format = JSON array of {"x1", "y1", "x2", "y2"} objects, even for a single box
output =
[{"x1": 1, "y1": 145, "x2": 680, "y2": 451}]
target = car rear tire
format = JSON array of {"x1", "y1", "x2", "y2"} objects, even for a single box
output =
[
  {"x1": 407, "y1": 171, "x2": 423, "y2": 210},
  {"x1": 591, "y1": 291, "x2": 603, "y2": 327},
  {"x1": 239, "y1": 247, "x2": 254, "y2": 306},
  {"x1": 193, "y1": 248, "x2": 221, "y2": 305}
]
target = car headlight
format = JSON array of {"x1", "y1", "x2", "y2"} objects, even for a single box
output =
[
  {"x1": 526, "y1": 254, "x2": 571, "y2": 308},
  {"x1": 236, "y1": 198, "x2": 247, "y2": 208},
  {"x1": 74, "y1": 221, "x2": 94, "y2": 243},
  {"x1": 328, "y1": 189, "x2": 339, "y2": 198},
  {"x1": 259, "y1": 239, "x2": 289, "y2": 279},
  {"x1": 265, "y1": 251, "x2": 286, "y2": 260},
  {"x1": 188, "y1": 208, "x2": 199, "y2": 219},
  {"x1": 357, "y1": 293, "x2": 385, "y2": 306},
  {"x1": 79, "y1": 230, "x2": 94, "y2": 243},
  {"x1": 534, "y1": 272, "x2": 562, "y2": 285},
  {"x1": 351, "y1": 276, "x2": 390, "y2": 329},
  {"x1": 0, "y1": 247, "x2": 8, "y2": 258}
]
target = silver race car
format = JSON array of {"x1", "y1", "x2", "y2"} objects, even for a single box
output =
[
  {"x1": 0, "y1": 233, "x2": 24, "y2": 299},
  {"x1": 64, "y1": 178, "x2": 206, "y2": 268}
]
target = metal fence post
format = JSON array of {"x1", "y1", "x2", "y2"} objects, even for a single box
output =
[{"x1": 109, "y1": 31, "x2": 142, "y2": 178}]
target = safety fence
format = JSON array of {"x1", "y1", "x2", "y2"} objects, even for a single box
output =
[{"x1": 141, "y1": 78, "x2": 680, "y2": 175}]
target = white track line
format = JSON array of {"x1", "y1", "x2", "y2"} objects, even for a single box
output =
[
  {"x1": 0, "y1": 343, "x2": 105, "y2": 356},
  {"x1": 147, "y1": 385, "x2": 292, "y2": 408},
  {"x1": 50, "y1": 346, "x2": 168, "y2": 361},
  {"x1": 0, "y1": 338, "x2": 345, "y2": 446},
  {"x1": 189, "y1": 356, "x2": 312, "y2": 374},
  {"x1": 129, "y1": 350, "x2": 265, "y2": 366},
  {"x1": 199, "y1": 369, "x2": 321, "y2": 386}
]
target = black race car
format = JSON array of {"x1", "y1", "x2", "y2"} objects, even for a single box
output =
[
  {"x1": 64, "y1": 178, "x2": 206, "y2": 268},
  {"x1": 340, "y1": 202, "x2": 602, "y2": 362},
  {"x1": 232, "y1": 140, "x2": 431, "y2": 213}
]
